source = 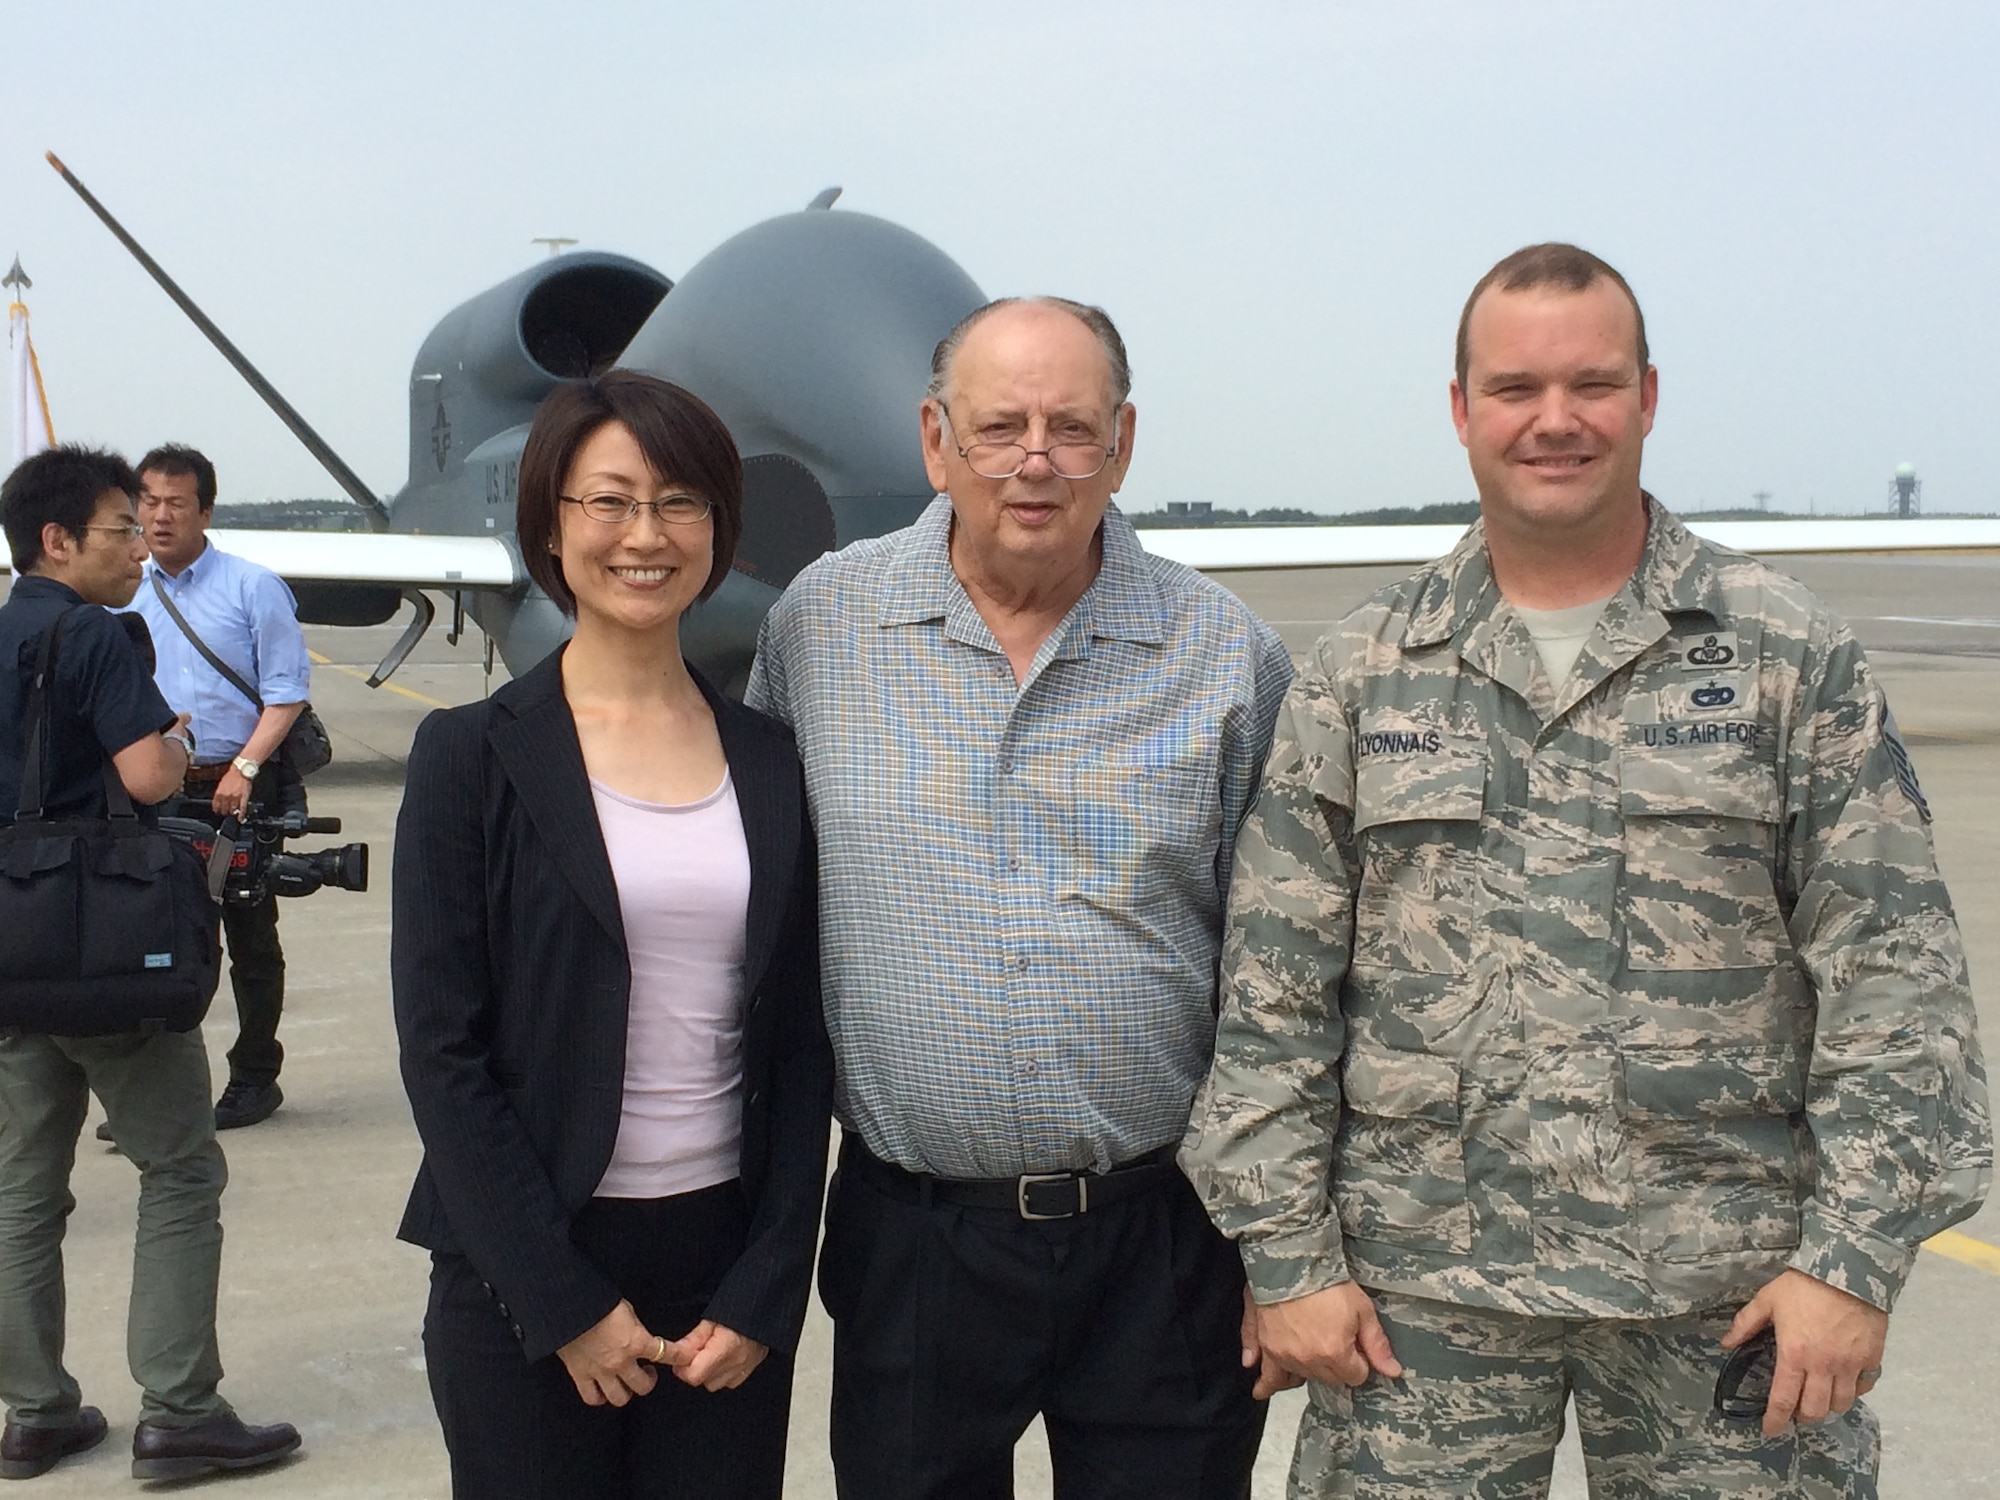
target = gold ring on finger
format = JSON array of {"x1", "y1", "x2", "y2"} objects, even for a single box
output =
[{"x1": 653, "y1": 1335, "x2": 666, "y2": 1364}]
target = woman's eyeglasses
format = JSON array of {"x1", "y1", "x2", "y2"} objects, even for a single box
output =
[{"x1": 560, "y1": 494, "x2": 713, "y2": 526}]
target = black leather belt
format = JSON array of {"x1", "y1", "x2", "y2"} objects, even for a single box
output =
[{"x1": 843, "y1": 1136, "x2": 1181, "y2": 1221}]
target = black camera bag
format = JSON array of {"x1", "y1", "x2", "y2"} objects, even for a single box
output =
[{"x1": 0, "y1": 611, "x2": 220, "y2": 1036}]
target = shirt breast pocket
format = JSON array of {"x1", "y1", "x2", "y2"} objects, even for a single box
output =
[
  {"x1": 1059, "y1": 756, "x2": 1218, "y2": 914},
  {"x1": 1618, "y1": 742, "x2": 1787, "y2": 971},
  {"x1": 1349, "y1": 749, "x2": 1487, "y2": 975}
]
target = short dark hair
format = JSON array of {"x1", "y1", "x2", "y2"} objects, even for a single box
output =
[
  {"x1": 927, "y1": 296, "x2": 1133, "y2": 407},
  {"x1": 2, "y1": 445, "x2": 142, "y2": 573},
  {"x1": 137, "y1": 443, "x2": 218, "y2": 510},
  {"x1": 1455, "y1": 243, "x2": 1649, "y2": 391},
  {"x1": 516, "y1": 370, "x2": 744, "y2": 615}
]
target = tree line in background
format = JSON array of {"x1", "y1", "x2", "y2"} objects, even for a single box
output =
[
  {"x1": 213, "y1": 500, "x2": 377, "y2": 531},
  {"x1": 216, "y1": 498, "x2": 1992, "y2": 533}
]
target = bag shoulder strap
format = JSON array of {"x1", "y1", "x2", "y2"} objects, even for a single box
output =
[
  {"x1": 16, "y1": 612, "x2": 65, "y2": 819},
  {"x1": 14, "y1": 609, "x2": 137, "y2": 823},
  {"x1": 100, "y1": 759, "x2": 138, "y2": 821},
  {"x1": 149, "y1": 570, "x2": 262, "y2": 709}
]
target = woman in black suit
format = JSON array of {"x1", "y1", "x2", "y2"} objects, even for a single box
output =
[{"x1": 391, "y1": 371, "x2": 829, "y2": 1499}]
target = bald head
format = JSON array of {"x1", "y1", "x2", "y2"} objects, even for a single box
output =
[
  {"x1": 927, "y1": 296, "x2": 1131, "y2": 410},
  {"x1": 917, "y1": 295, "x2": 1138, "y2": 612}
]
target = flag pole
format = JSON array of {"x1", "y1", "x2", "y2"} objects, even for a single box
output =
[{"x1": 5, "y1": 255, "x2": 52, "y2": 466}]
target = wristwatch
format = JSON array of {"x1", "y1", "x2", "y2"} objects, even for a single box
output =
[
  {"x1": 232, "y1": 755, "x2": 261, "y2": 781},
  {"x1": 164, "y1": 729, "x2": 195, "y2": 760}
]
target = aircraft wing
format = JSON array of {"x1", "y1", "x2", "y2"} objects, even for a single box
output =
[
  {"x1": 202, "y1": 529, "x2": 523, "y2": 588},
  {"x1": 0, "y1": 529, "x2": 522, "y2": 587},
  {"x1": 1139, "y1": 516, "x2": 2000, "y2": 570}
]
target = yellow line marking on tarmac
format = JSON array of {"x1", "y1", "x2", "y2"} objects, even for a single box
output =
[
  {"x1": 1923, "y1": 1229, "x2": 2000, "y2": 1277},
  {"x1": 308, "y1": 649, "x2": 452, "y2": 711}
]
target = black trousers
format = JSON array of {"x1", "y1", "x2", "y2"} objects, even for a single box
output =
[
  {"x1": 821, "y1": 1138, "x2": 1267, "y2": 1500},
  {"x1": 220, "y1": 893, "x2": 284, "y2": 1086},
  {"x1": 173, "y1": 773, "x2": 290, "y2": 1086},
  {"x1": 423, "y1": 1182, "x2": 793, "y2": 1500}
]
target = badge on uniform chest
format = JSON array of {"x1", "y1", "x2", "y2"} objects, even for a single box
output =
[
  {"x1": 1626, "y1": 628, "x2": 1764, "y2": 752},
  {"x1": 1677, "y1": 631, "x2": 1740, "y2": 672}
]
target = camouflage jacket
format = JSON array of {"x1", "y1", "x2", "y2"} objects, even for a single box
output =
[{"x1": 1182, "y1": 500, "x2": 1990, "y2": 1318}]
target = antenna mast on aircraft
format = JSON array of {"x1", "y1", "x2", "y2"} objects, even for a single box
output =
[
  {"x1": 531, "y1": 237, "x2": 578, "y2": 257},
  {"x1": 44, "y1": 152, "x2": 391, "y2": 531}
]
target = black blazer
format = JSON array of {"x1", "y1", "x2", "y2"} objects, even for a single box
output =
[{"x1": 391, "y1": 649, "x2": 830, "y2": 1363}]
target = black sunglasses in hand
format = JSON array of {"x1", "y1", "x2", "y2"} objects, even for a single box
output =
[{"x1": 1713, "y1": 1326, "x2": 1778, "y2": 1424}]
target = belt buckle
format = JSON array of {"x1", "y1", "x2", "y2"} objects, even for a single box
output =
[{"x1": 1017, "y1": 1171, "x2": 1085, "y2": 1220}]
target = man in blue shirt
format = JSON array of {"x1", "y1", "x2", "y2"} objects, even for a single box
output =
[
  {"x1": 127, "y1": 446, "x2": 310, "y2": 1131},
  {"x1": 0, "y1": 445, "x2": 300, "y2": 1480}
]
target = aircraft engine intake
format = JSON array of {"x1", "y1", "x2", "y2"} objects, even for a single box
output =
[
  {"x1": 396, "y1": 252, "x2": 672, "y2": 532},
  {"x1": 488, "y1": 261, "x2": 673, "y2": 392}
]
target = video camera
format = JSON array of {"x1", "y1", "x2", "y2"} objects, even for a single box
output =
[{"x1": 160, "y1": 809, "x2": 369, "y2": 905}]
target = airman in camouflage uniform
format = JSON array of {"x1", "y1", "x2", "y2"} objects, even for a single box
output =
[{"x1": 1182, "y1": 244, "x2": 1990, "y2": 1498}]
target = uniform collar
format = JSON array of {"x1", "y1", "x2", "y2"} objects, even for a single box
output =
[
  {"x1": 1400, "y1": 494, "x2": 1723, "y2": 651},
  {"x1": 872, "y1": 495, "x2": 1164, "y2": 649}
]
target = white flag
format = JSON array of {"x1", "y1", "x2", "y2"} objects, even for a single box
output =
[{"x1": 9, "y1": 300, "x2": 54, "y2": 468}]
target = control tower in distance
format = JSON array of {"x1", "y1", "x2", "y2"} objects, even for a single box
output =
[{"x1": 1889, "y1": 462, "x2": 1922, "y2": 518}]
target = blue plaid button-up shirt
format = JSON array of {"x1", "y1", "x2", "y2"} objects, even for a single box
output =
[{"x1": 747, "y1": 498, "x2": 1291, "y2": 1177}]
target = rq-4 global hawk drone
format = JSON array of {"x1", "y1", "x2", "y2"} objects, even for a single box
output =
[{"x1": 38, "y1": 153, "x2": 2000, "y2": 695}]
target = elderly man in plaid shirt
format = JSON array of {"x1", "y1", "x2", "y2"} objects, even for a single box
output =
[{"x1": 748, "y1": 296, "x2": 1293, "y2": 1499}]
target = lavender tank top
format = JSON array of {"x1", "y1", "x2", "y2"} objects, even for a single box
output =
[{"x1": 589, "y1": 771, "x2": 751, "y2": 1200}]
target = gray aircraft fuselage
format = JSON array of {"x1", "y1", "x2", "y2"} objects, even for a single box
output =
[{"x1": 384, "y1": 204, "x2": 985, "y2": 690}]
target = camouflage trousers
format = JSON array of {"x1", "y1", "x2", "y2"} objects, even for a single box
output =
[{"x1": 1290, "y1": 1291, "x2": 1879, "y2": 1500}]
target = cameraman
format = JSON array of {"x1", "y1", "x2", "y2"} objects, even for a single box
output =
[
  {"x1": 0, "y1": 446, "x2": 299, "y2": 1480},
  {"x1": 126, "y1": 445, "x2": 309, "y2": 1131}
]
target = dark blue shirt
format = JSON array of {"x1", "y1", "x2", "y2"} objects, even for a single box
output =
[{"x1": 0, "y1": 576, "x2": 175, "y2": 824}]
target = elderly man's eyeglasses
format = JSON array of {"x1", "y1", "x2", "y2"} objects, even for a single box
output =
[
  {"x1": 938, "y1": 408, "x2": 1118, "y2": 481},
  {"x1": 561, "y1": 493, "x2": 713, "y2": 526},
  {"x1": 84, "y1": 522, "x2": 146, "y2": 542}
]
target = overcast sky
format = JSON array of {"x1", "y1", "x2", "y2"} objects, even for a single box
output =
[{"x1": 3, "y1": 1, "x2": 1994, "y2": 516}]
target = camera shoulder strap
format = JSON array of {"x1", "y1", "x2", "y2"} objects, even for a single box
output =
[{"x1": 149, "y1": 569, "x2": 263, "y2": 710}]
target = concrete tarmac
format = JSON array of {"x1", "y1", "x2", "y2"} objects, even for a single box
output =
[{"x1": 16, "y1": 550, "x2": 1999, "y2": 1496}]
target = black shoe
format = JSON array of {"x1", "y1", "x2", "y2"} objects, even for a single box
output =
[
  {"x1": 214, "y1": 1081, "x2": 283, "y2": 1131},
  {"x1": 130, "y1": 1413, "x2": 300, "y2": 1481},
  {"x1": 1, "y1": 1406, "x2": 108, "y2": 1479}
]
